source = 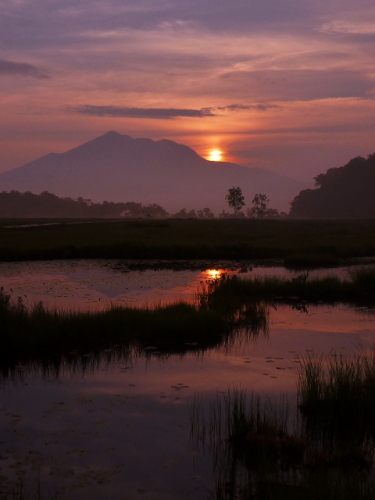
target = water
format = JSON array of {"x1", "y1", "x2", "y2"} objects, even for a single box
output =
[
  {"x1": 0, "y1": 260, "x2": 374, "y2": 499},
  {"x1": 0, "y1": 259, "x2": 365, "y2": 310}
]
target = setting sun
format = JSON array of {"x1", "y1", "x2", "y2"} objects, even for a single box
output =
[{"x1": 208, "y1": 150, "x2": 223, "y2": 162}]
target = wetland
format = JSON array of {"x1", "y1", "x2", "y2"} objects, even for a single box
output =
[{"x1": 1, "y1": 257, "x2": 375, "y2": 499}]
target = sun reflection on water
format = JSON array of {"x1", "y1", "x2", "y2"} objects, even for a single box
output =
[{"x1": 204, "y1": 269, "x2": 225, "y2": 280}]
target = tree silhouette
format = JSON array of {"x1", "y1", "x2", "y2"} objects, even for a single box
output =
[
  {"x1": 248, "y1": 193, "x2": 269, "y2": 218},
  {"x1": 289, "y1": 153, "x2": 375, "y2": 218},
  {"x1": 225, "y1": 187, "x2": 245, "y2": 218}
]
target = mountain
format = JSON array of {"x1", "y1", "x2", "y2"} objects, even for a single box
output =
[{"x1": 0, "y1": 131, "x2": 306, "y2": 213}]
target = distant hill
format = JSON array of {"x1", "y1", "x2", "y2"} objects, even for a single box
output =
[
  {"x1": 0, "y1": 131, "x2": 305, "y2": 212},
  {"x1": 290, "y1": 154, "x2": 375, "y2": 218}
]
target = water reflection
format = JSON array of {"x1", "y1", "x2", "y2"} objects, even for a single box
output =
[
  {"x1": 191, "y1": 388, "x2": 375, "y2": 500},
  {"x1": 0, "y1": 259, "x2": 373, "y2": 311},
  {"x1": 204, "y1": 269, "x2": 226, "y2": 280}
]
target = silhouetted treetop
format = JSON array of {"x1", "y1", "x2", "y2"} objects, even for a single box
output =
[{"x1": 290, "y1": 153, "x2": 375, "y2": 219}]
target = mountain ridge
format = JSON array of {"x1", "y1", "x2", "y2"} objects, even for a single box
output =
[{"x1": 0, "y1": 132, "x2": 307, "y2": 212}]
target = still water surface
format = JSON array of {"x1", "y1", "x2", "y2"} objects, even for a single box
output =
[
  {"x1": 0, "y1": 258, "x2": 364, "y2": 310},
  {"x1": 0, "y1": 260, "x2": 374, "y2": 499}
]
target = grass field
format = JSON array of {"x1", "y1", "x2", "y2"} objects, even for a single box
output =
[{"x1": 1, "y1": 218, "x2": 375, "y2": 264}]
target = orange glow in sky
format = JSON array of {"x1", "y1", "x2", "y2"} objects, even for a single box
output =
[{"x1": 1, "y1": 0, "x2": 375, "y2": 182}]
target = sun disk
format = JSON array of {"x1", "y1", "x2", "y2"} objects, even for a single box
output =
[{"x1": 208, "y1": 150, "x2": 223, "y2": 162}]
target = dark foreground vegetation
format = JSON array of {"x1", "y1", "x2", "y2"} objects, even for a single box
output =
[
  {"x1": 192, "y1": 349, "x2": 375, "y2": 499},
  {"x1": 202, "y1": 266, "x2": 375, "y2": 307},
  {"x1": 0, "y1": 283, "x2": 268, "y2": 379},
  {"x1": 1, "y1": 218, "x2": 375, "y2": 266}
]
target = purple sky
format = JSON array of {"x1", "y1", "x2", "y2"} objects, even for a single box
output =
[{"x1": 1, "y1": 0, "x2": 375, "y2": 180}]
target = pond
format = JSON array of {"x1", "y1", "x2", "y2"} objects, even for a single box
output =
[
  {"x1": 0, "y1": 259, "x2": 364, "y2": 310},
  {"x1": 0, "y1": 260, "x2": 374, "y2": 499}
]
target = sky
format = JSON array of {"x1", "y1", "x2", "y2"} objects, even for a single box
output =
[{"x1": 1, "y1": 0, "x2": 375, "y2": 181}]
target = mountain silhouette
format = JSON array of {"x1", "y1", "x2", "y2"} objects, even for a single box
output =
[{"x1": 0, "y1": 131, "x2": 305, "y2": 212}]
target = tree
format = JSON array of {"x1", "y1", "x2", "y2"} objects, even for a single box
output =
[
  {"x1": 225, "y1": 187, "x2": 245, "y2": 218},
  {"x1": 197, "y1": 207, "x2": 215, "y2": 219},
  {"x1": 247, "y1": 193, "x2": 269, "y2": 218}
]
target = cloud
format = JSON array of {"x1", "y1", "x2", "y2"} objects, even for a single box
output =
[
  {"x1": 321, "y1": 20, "x2": 375, "y2": 35},
  {"x1": 213, "y1": 69, "x2": 374, "y2": 101},
  {"x1": 67, "y1": 103, "x2": 280, "y2": 119},
  {"x1": 66, "y1": 104, "x2": 215, "y2": 119},
  {"x1": 217, "y1": 104, "x2": 281, "y2": 111},
  {"x1": 0, "y1": 59, "x2": 49, "y2": 79}
]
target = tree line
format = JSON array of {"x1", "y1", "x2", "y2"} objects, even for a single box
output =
[
  {"x1": 0, "y1": 189, "x2": 286, "y2": 219},
  {"x1": 0, "y1": 191, "x2": 168, "y2": 218}
]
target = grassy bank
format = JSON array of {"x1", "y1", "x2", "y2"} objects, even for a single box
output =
[{"x1": 1, "y1": 218, "x2": 375, "y2": 264}]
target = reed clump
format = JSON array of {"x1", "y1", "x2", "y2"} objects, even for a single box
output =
[
  {"x1": 298, "y1": 350, "x2": 375, "y2": 441},
  {"x1": 0, "y1": 285, "x2": 268, "y2": 379},
  {"x1": 200, "y1": 267, "x2": 375, "y2": 307},
  {"x1": 192, "y1": 348, "x2": 375, "y2": 499}
]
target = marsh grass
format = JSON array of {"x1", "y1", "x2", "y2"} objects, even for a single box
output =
[
  {"x1": 192, "y1": 348, "x2": 375, "y2": 499},
  {"x1": 201, "y1": 267, "x2": 375, "y2": 307},
  {"x1": 1, "y1": 219, "x2": 375, "y2": 264},
  {"x1": 1, "y1": 479, "x2": 60, "y2": 500},
  {"x1": 3, "y1": 268, "x2": 375, "y2": 378},
  {"x1": 298, "y1": 350, "x2": 375, "y2": 442},
  {"x1": 0, "y1": 284, "x2": 268, "y2": 379}
]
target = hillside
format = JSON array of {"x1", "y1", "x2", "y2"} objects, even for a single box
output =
[{"x1": 0, "y1": 132, "x2": 305, "y2": 212}]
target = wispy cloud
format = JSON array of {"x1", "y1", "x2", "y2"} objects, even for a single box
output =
[
  {"x1": 217, "y1": 104, "x2": 281, "y2": 111},
  {"x1": 0, "y1": 59, "x2": 49, "y2": 79},
  {"x1": 66, "y1": 104, "x2": 215, "y2": 119},
  {"x1": 321, "y1": 20, "x2": 375, "y2": 35}
]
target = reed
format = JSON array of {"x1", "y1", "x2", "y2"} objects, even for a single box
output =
[
  {"x1": 298, "y1": 350, "x2": 375, "y2": 441},
  {"x1": 192, "y1": 348, "x2": 375, "y2": 499},
  {"x1": 0, "y1": 286, "x2": 268, "y2": 379},
  {"x1": 201, "y1": 267, "x2": 375, "y2": 307}
]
